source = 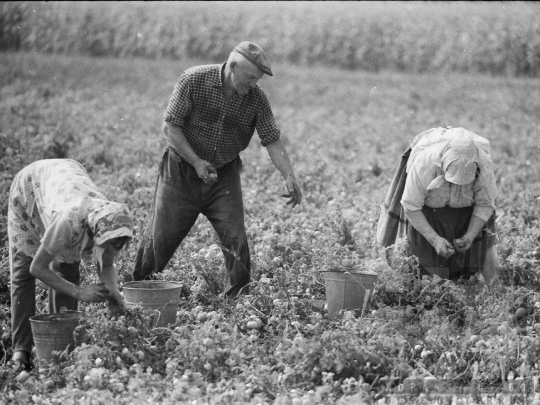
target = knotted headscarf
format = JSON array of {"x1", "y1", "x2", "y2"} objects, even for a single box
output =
[
  {"x1": 87, "y1": 202, "x2": 133, "y2": 246},
  {"x1": 440, "y1": 137, "x2": 479, "y2": 185},
  {"x1": 407, "y1": 127, "x2": 496, "y2": 204}
]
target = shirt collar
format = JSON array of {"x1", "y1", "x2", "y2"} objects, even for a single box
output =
[
  {"x1": 208, "y1": 63, "x2": 227, "y2": 88},
  {"x1": 212, "y1": 63, "x2": 253, "y2": 99}
]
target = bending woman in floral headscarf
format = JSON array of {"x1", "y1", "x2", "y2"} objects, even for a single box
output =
[
  {"x1": 377, "y1": 127, "x2": 499, "y2": 282},
  {"x1": 8, "y1": 159, "x2": 133, "y2": 370}
]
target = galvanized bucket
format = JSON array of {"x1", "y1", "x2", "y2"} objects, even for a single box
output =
[
  {"x1": 30, "y1": 311, "x2": 83, "y2": 364},
  {"x1": 321, "y1": 269, "x2": 378, "y2": 318},
  {"x1": 122, "y1": 281, "x2": 183, "y2": 327}
]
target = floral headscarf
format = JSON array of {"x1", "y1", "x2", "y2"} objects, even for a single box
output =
[
  {"x1": 79, "y1": 201, "x2": 133, "y2": 272},
  {"x1": 86, "y1": 202, "x2": 134, "y2": 246}
]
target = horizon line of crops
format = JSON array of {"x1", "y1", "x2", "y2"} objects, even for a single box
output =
[{"x1": 1, "y1": 1, "x2": 540, "y2": 77}]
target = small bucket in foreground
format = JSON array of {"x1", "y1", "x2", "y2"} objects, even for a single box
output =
[
  {"x1": 30, "y1": 311, "x2": 83, "y2": 364},
  {"x1": 321, "y1": 269, "x2": 378, "y2": 318},
  {"x1": 122, "y1": 281, "x2": 183, "y2": 327}
]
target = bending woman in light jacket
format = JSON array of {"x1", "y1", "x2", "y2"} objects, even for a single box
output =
[{"x1": 378, "y1": 127, "x2": 499, "y2": 282}]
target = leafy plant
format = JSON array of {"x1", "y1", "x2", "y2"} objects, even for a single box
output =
[{"x1": 0, "y1": 49, "x2": 540, "y2": 403}]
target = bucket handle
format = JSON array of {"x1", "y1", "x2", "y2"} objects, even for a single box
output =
[
  {"x1": 350, "y1": 278, "x2": 372, "y2": 292},
  {"x1": 48, "y1": 316, "x2": 82, "y2": 323},
  {"x1": 158, "y1": 300, "x2": 182, "y2": 308},
  {"x1": 360, "y1": 289, "x2": 373, "y2": 318},
  {"x1": 338, "y1": 271, "x2": 377, "y2": 292},
  {"x1": 341, "y1": 273, "x2": 376, "y2": 317},
  {"x1": 343, "y1": 275, "x2": 376, "y2": 318},
  {"x1": 148, "y1": 300, "x2": 182, "y2": 326},
  {"x1": 321, "y1": 270, "x2": 377, "y2": 292},
  {"x1": 128, "y1": 300, "x2": 182, "y2": 312}
]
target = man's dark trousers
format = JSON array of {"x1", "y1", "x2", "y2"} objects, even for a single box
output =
[{"x1": 133, "y1": 149, "x2": 250, "y2": 298}]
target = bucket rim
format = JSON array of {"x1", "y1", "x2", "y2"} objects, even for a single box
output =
[
  {"x1": 122, "y1": 280, "x2": 184, "y2": 290},
  {"x1": 30, "y1": 311, "x2": 83, "y2": 323},
  {"x1": 320, "y1": 268, "x2": 378, "y2": 276}
]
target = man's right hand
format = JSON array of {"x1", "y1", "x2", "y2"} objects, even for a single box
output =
[
  {"x1": 432, "y1": 236, "x2": 455, "y2": 259},
  {"x1": 194, "y1": 160, "x2": 218, "y2": 185},
  {"x1": 77, "y1": 283, "x2": 110, "y2": 302}
]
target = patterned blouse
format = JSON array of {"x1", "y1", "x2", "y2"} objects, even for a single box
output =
[{"x1": 8, "y1": 159, "x2": 107, "y2": 263}]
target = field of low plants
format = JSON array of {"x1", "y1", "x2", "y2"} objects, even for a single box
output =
[
  {"x1": 0, "y1": 48, "x2": 540, "y2": 404},
  {"x1": 1, "y1": 2, "x2": 540, "y2": 77}
]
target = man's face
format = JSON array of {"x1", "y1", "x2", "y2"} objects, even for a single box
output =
[{"x1": 231, "y1": 62, "x2": 264, "y2": 96}]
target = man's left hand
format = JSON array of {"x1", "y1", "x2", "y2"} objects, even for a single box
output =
[{"x1": 281, "y1": 175, "x2": 302, "y2": 208}]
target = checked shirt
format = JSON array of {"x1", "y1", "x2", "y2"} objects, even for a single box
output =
[{"x1": 163, "y1": 63, "x2": 281, "y2": 168}]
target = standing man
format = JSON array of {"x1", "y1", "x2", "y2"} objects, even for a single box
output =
[{"x1": 133, "y1": 41, "x2": 302, "y2": 298}]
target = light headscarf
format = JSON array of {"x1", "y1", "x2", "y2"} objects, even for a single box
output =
[
  {"x1": 407, "y1": 127, "x2": 496, "y2": 204},
  {"x1": 440, "y1": 137, "x2": 479, "y2": 186}
]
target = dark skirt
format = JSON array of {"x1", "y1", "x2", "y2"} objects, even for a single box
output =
[{"x1": 407, "y1": 205, "x2": 498, "y2": 280}]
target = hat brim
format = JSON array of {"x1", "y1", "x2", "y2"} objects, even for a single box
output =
[{"x1": 233, "y1": 48, "x2": 273, "y2": 76}]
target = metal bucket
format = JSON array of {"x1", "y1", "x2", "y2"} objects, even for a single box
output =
[
  {"x1": 122, "y1": 281, "x2": 183, "y2": 327},
  {"x1": 321, "y1": 269, "x2": 378, "y2": 318},
  {"x1": 30, "y1": 311, "x2": 83, "y2": 364}
]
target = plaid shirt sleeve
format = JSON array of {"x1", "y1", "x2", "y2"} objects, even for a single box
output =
[
  {"x1": 255, "y1": 90, "x2": 281, "y2": 147},
  {"x1": 163, "y1": 74, "x2": 192, "y2": 127}
]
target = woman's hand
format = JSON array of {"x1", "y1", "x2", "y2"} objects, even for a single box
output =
[
  {"x1": 405, "y1": 208, "x2": 455, "y2": 258},
  {"x1": 107, "y1": 290, "x2": 125, "y2": 314},
  {"x1": 453, "y1": 215, "x2": 485, "y2": 253},
  {"x1": 77, "y1": 283, "x2": 110, "y2": 302},
  {"x1": 31, "y1": 246, "x2": 110, "y2": 301},
  {"x1": 95, "y1": 241, "x2": 126, "y2": 313},
  {"x1": 453, "y1": 236, "x2": 473, "y2": 253},
  {"x1": 432, "y1": 236, "x2": 456, "y2": 258}
]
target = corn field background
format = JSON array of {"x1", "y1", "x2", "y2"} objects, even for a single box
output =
[{"x1": 1, "y1": 1, "x2": 540, "y2": 77}]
